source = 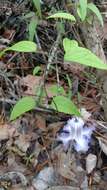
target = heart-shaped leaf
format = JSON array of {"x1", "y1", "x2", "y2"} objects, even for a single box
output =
[{"x1": 63, "y1": 38, "x2": 107, "y2": 70}]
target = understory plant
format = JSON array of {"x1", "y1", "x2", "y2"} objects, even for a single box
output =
[{"x1": 0, "y1": 0, "x2": 106, "y2": 121}]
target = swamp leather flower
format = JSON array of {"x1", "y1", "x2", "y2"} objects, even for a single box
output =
[{"x1": 57, "y1": 117, "x2": 95, "y2": 152}]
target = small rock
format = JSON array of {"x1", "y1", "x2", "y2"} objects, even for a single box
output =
[
  {"x1": 86, "y1": 153, "x2": 97, "y2": 174},
  {"x1": 32, "y1": 167, "x2": 55, "y2": 190}
]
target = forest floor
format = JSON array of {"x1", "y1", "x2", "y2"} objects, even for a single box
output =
[{"x1": 0, "y1": 0, "x2": 107, "y2": 190}]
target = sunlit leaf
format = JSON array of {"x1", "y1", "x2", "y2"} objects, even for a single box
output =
[
  {"x1": 63, "y1": 38, "x2": 107, "y2": 70},
  {"x1": 47, "y1": 12, "x2": 76, "y2": 22},
  {"x1": 7, "y1": 41, "x2": 37, "y2": 52},
  {"x1": 29, "y1": 16, "x2": 38, "y2": 41},
  {"x1": 64, "y1": 47, "x2": 107, "y2": 70},
  {"x1": 33, "y1": 66, "x2": 41, "y2": 75},
  {"x1": 87, "y1": 3, "x2": 103, "y2": 26},
  {"x1": 33, "y1": 0, "x2": 42, "y2": 18},
  {"x1": 78, "y1": 0, "x2": 87, "y2": 21},
  {"x1": 49, "y1": 85, "x2": 65, "y2": 96},
  {"x1": 0, "y1": 41, "x2": 37, "y2": 57},
  {"x1": 23, "y1": 12, "x2": 35, "y2": 19},
  {"x1": 63, "y1": 38, "x2": 78, "y2": 53},
  {"x1": 51, "y1": 96, "x2": 80, "y2": 116},
  {"x1": 10, "y1": 97, "x2": 36, "y2": 120}
]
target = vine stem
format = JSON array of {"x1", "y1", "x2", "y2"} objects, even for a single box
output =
[{"x1": 36, "y1": 32, "x2": 62, "y2": 105}]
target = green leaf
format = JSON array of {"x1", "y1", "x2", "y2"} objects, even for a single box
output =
[
  {"x1": 0, "y1": 41, "x2": 37, "y2": 57},
  {"x1": 63, "y1": 38, "x2": 107, "y2": 70},
  {"x1": 7, "y1": 41, "x2": 37, "y2": 52},
  {"x1": 49, "y1": 85, "x2": 65, "y2": 96},
  {"x1": 47, "y1": 12, "x2": 76, "y2": 22},
  {"x1": 86, "y1": 15, "x2": 93, "y2": 24},
  {"x1": 78, "y1": 0, "x2": 87, "y2": 21},
  {"x1": 22, "y1": 12, "x2": 35, "y2": 19},
  {"x1": 51, "y1": 96, "x2": 80, "y2": 116},
  {"x1": 64, "y1": 47, "x2": 107, "y2": 70},
  {"x1": 0, "y1": 49, "x2": 7, "y2": 58},
  {"x1": 87, "y1": 3, "x2": 103, "y2": 26},
  {"x1": 77, "y1": 7, "x2": 82, "y2": 20},
  {"x1": 56, "y1": 22, "x2": 65, "y2": 34},
  {"x1": 33, "y1": 0, "x2": 42, "y2": 19},
  {"x1": 29, "y1": 16, "x2": 38, "y2": 41},
  {"x1": 63, "y1": 38, "x2": 78, "y2": 53},
  {"x1": 10, "y1": 96, "x2": 36, "y2": 121},
  {"x1": 8, "y1": 41, "x2": 37, "y2": 52},
  {"x1": 33, "y1": 66, "x2": 41, "y2": 75}
]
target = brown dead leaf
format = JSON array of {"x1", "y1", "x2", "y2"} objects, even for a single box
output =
[
  {"x1": 14, "y1": 134, "x2": 31, "y2": 152},
  {"x1": 97, "y1": 136, "x2": 107, "y2": 156},
  {"x1": 0, "y1": 164, "x2": 10, "y2": 175},
  {"x1": 3, "y1": 29, "x2": 15, "y2": 41},
  {"x1": 7, "y1": 153, "x2": 15, "y2": 167},
  {"x1": 81, "y1": 97, "x2": 100, "y2": 113},
  {"x1": 55, "y1": 148, "x2": 86, "y2": 186},
  {"x1": 36, "y1": 115, "x2": 46, "y2": 131},
  {"x1": 21, "y1": 75, "x2": 42, "y2": 95},
  {"x1": 7, "y1": 153, "x2": 27, "y2": 173},
  {"x1": 57, "y1": 150, "x2": 77, "y2": 181},
  {"x1": 48, "y1": 122, "x2": 64, "y2": 137},
  {"x1": 63, "y1": 61, "x2": 84, "y2": 74},
  {"x1": 0, "y1": 124, "x2": 16, "y2": 140},
  {"x1": 0, "y1": 125, "x2": 9, "y2": 140}
]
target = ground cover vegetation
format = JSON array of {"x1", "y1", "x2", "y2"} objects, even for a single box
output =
[{"x1": 0, "y1": 0, "x2": 107, "y2": 189}]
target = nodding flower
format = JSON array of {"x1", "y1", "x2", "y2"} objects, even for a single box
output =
[{"x1": 57, "y1": 117, "x2": 95, "y2": 152}]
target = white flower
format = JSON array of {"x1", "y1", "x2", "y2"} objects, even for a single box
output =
[{"x1": 57, "y1": 117, "x2": 95, "y2": 152}]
